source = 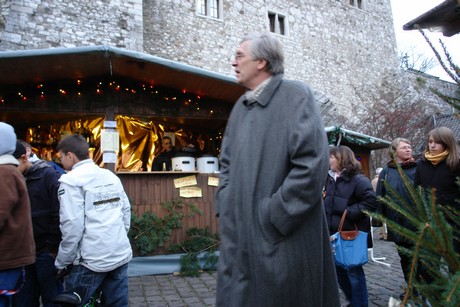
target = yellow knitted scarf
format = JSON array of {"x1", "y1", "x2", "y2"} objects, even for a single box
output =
[{"x1": 425, "y1": 150, "x2": 449, "y2": 166}]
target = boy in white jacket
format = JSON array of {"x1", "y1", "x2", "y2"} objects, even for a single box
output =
[{"x1": 54, "y1": 134, "x2": 132, "y2": 307}]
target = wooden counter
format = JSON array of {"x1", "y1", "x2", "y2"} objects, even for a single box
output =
[{"x1": 118, "y1": 171, "x2": 220, "y2": 247}]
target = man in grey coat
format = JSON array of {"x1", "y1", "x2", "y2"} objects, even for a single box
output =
[{"x1": 215, "y1": 32, "x2": 340, "y2": 306}]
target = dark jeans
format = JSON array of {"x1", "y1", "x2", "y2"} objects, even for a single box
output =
[
  {"x1": 0, "y1": 266, "x2": 25, "y2": 307},
  {"x1": 63, "y1": 263, "x2": 128, "y2": 307},
  {"x1": 336, "y1": 265, "x2": 368, "y2": 307},
  {"x1": 12, "y1": 252, "x2": 62, "y2": 307}
]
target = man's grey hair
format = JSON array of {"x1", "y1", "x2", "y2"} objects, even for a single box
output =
[{"x1": 241, "y1": 32, "x2": 284, "y2": 75}]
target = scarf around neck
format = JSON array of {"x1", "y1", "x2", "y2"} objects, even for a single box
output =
[
  {"x1": 387, "y1": 157, "x2": 416, "y2": 169},
  {"x1": 245, "y1": 76, "x2": 272, "y2": 103},
  {"x1": 425, "y1": 150, "x2": 449, "y2": 166}
]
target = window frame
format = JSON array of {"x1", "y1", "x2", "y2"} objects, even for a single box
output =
[
  {"x1": 349, "y1": 0, "x2": 365, "y2": 9},
  {"x1": 267, "y1": 10, "x2": 288, "y2": 36},
  {"x1": 196, "y1": 0, "x2": 223, "y2": 20}
]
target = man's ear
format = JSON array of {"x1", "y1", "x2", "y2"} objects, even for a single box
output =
[
  {"x1": 20, "y1": 154, "x2": 29, "y2": 163},
  {"x1": 256, "y1": 58, "x2": 268, "y2": 71}
]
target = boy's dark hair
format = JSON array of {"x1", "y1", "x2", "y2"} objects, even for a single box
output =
[
  {"x1": 13, "y1": 141, "x2": 26, "y2": 159},
  {"x1": 56, "y1": 134, "x2": 90, "y2": 160}
]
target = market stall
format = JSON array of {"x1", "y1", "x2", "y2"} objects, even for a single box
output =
[{"x1": 0, "y1": 46, "x2": 244, "y2": 248}]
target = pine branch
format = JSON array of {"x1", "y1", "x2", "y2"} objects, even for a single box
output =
[
  {"x1": 417, "y1": 26, "x2": 460, "y2": 84},
  {"x1": 369, "y1": 160, "x2": 460, "y2": 305}
]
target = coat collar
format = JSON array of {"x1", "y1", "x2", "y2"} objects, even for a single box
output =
[
  {"x1": 0, "y1": 154, "x2": 19, "y2": 166},
  {"x1": 328, "y1": 169, "x2": 355, "y2": 183},
  {"x1": 243, "y1": 74, "x2": 283, "y2": 108}
]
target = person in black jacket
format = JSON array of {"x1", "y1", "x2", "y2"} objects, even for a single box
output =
[
  {"x1": 376, "y1": 138, "x2": 417, "y2": 286},
  {"x1": 13, "y1": 141, "x2": 62, "y2": 307},
  {"x1": 324, "y1": 145, "x2": 377, "y2": 307},
  {"x1": 152, "y1": 136, "x2": 176, "y2": 171},
  {"x1": 414, "y1": 127, "x2": 460, "y2": 284},
  {"x1": 415, "y1": 127, "x2": 460, "y2": 215}
]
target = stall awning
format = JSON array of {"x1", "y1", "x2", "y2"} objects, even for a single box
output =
[
  {"x1": 325, "y1": 126, "x2": 390, "y2": 150},
  {"x1": 0, "y1": 45, "x2": 245, "y2": 103},
  {"x1": 402, "y1": 0, "x2": 460, "y2": 37},
  {"x1": 435, "y1": 113, "x2": 460, "y2": 140}
]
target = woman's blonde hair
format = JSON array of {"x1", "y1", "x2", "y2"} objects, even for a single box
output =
[{"x1": 388, "y1": 137, "x2": 411, "y2": 160}]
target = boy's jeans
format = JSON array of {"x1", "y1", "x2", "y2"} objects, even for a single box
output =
[{"x1": 64, "y1": 263, "x2": 128, "y2": 307}]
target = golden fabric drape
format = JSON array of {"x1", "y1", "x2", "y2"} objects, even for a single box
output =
[
  {"x1": 31, "y1": 116, "x2": 222, "y2": 172},
  {"x1": 117, "y1": 115, "x2": 158, "y2": 171}
]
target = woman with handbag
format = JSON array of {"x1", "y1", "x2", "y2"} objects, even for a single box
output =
[{"x1": 324, "y1": 146, "x2": 378, "y2": 307}]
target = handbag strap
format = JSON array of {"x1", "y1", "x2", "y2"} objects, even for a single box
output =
[{"x1": 338, "y1": 209, "x2": 358, "y2": 232}]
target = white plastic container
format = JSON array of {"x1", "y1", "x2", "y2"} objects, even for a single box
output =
[
  {"x1": 197, "y1": 156, "x2": 219, "y2": 173},
  {"x1": 171, "y1": 156, "x2": 196, "y2": 172}
]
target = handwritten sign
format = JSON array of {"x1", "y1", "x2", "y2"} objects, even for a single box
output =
[
  {"x1": 180, "y1": 186, "x2": 202, "y2": 198},
  {"x1": 101, "y1": 130, "x2": 119, "y2": 152},
  {"x1": 173, "y1": 175, "x2": 197, "y2": 188},
  {"x1": 208, "y1": 176, "x2": 219, "y2": 187}
]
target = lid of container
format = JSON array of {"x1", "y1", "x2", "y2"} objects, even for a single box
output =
[{"x1": 199, "y1": 154, "x2": 216, "y2": 158}]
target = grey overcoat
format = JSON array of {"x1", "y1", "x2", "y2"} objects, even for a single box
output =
[{"x1": 215, "y1": 74, "x2": 340, "y2": 306}]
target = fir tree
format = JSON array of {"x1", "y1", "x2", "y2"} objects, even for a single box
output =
[{"x1": 369, "y1": 162, "x2": 460, "y2": 306}]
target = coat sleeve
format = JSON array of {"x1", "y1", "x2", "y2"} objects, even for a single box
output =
[
  {"x1": 44, "y1": 168, "x2": 62, "y2": 253},
  {"x1": 0, "y1": 170, "x2": 23, "y2": 231},
  {"x1": 414, "y1": 162, "x2": 421, "y2": 187},
  {"x1": 347, "y1": 175, "x2": 378, "y2": 222},
  {"x1": 215, "y1": 104, "x2": 239, "y2": 217},
  {"x1": 375, "y1": 168, "x2": 387, "y2": 215},
  {"x1": 264, "y1": 84, "x2": 329, "y2": 237},
  {"x1": 121, "y1": 188, "x2": 131, "y2": 233},
  {"x1": 55, "y1": 182, "x2": 85, "y2": 269}
]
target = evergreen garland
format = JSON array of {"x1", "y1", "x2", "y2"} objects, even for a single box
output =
[
  {"x1": 128, "y1": 199, "x2": 203, "y2": 256},
  {"x1": 169, "y1": 227, "x2": 220, "y2": 277}
]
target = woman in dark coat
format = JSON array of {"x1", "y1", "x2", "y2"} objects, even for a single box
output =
[
  {"x1": 414, "y1": 127, "x2": 460, "y2": 283},
  {"x1": 414, "y1": 127, "x2": 460, "y2": 215},
  {"x1": 376, "y1": 138, "x2": 417, "y2": 285},
  {"x1": 324, "y1": 146, "x2": 377, "y2": 307}
]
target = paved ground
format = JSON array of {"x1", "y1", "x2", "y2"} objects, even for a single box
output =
[{"x1": 128, "y1": 228, "x2": 406, "y2": 306}]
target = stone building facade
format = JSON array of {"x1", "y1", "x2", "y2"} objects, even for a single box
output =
[
  {"x1": 0, "y1": 0, "x2": 143, "y2": 51},
  {"x1": 0, "y1": 0, "x2": 456, "y2": 125}
]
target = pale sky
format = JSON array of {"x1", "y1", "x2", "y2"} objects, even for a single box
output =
[{"x1": 390, "y1": 0, "x2": 459, "y2": 81}]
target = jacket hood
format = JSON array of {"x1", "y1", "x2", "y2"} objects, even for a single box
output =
[
  {"x1": 328, "y1": 169, "x2": 354, "y2": 182},
  {"x1": 0, "y1": 155, "x2": 19, "y2": 165},
  {"x1": 28, "y1": 159, "x2": 52, "y2": 174},
  {"x1": 386, "y1": 158, "x2": 417, "y2": 169},
  {"x1": 0, "y1": 122, "x2": 17, "y2": 156}
]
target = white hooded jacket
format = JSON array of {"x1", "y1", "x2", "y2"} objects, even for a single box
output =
[{"x1": 55, "y1": 159, "x2": 132, "y2": 272}]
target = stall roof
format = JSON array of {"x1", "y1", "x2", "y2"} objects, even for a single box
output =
[
  {"x1": 402, "y1": 0, "x2": 460, "y2": 37},
  {"x1": 325, "y1": 126, "x2": 390, "y2": 150},
  {"x1": 0, "y1": 45, "x2": 245, "y2": 103},
  {"x1": 435, "y1": 113, "x2": 460, "y2": 140}
]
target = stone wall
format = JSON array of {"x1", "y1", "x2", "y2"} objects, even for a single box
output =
[
  {"x1": 0, "y1": 0, "x2": 143, "y2": 51},
  {"x1": 0, "y1": 0, "x2": 457, "y2": 126},
  {"x1": 404, "y1": 70, "x2": 458, "y2": 115},
  {"x1": 143, "y1": 0, "x2": 401, "y2": 120}
]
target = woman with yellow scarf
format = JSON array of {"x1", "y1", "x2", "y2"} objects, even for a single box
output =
[
  {"x1": 414, "y1": 127, "x2": 460, "y2": 288},
  {"x1": 415, "y1": 127, "x2": 460, "y2": 214}
]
